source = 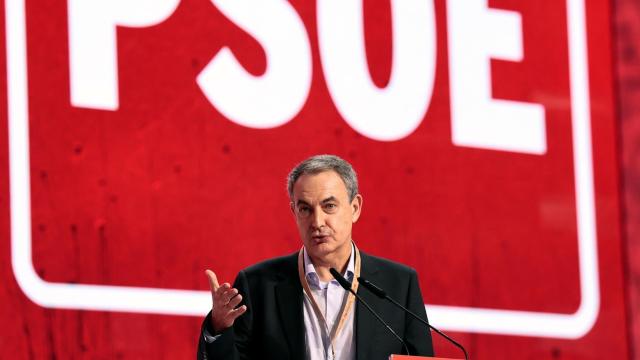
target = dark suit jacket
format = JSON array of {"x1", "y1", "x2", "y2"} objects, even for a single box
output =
[{"x1": 197, "y1": 250, "x2": 434, "y2": 360}]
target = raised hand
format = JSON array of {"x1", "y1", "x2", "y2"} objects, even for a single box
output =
[{"x1": 205, "y1": 269, "x2": 248, "y2": 333}]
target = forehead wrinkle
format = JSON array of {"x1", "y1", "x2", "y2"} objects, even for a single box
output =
[{"x1": 293, "y1": 172, "x2": 349, "y2": 203}]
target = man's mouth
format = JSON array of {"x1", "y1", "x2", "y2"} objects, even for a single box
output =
[{"x1": 312, "y1": 234, "x2": 330, "y2": 242}]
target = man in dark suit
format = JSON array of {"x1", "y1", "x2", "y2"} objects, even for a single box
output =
[{"x1": 197, "y1": 155, "x2": 434, "y2": 359}]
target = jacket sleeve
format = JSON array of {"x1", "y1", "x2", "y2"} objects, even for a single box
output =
[
  {"x1": 197, "y1": 270, "x2": 253, "y2": 360},
  {"x1": 404, "y1": 270, "x2": 434, "y2": 356}
]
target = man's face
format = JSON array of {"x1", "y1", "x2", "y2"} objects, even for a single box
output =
[{"x1": 291, "y1": 170, "x2": 362, "y2": 261}]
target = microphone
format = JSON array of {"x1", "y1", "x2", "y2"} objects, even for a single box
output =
[
  {"x1": 329, "y1": 268, "x2": 410, "y2": 356},
  {"x1": 358, "y1": 276, "x2": 469, "y2": 360}
]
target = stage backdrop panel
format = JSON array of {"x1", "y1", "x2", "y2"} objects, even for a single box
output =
[{"x1": 0, "y1": 0, "x2": 630, "y2": 358}]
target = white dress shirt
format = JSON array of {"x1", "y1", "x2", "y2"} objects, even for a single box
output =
[{"x1": 302, "y1": 245, "x2": 356, "y2": 360}]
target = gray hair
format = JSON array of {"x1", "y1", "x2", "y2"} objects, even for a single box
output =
[{"x1": 287, "y1": 155, "x2": 359, "y2": 201}]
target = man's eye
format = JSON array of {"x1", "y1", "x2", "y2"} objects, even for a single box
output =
[
  {"x1": 324, "y1": 203, "x2": 337, "y2": 210},
  {"x1": 298, "y1": 207, "x2": 310, "y2": 214}
]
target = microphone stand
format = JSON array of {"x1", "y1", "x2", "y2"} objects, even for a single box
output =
[
  {"x1": 358, "y1": 276, "x2": 469, "y2": 360},
  {"x1": 329, "y1": 268, "x2": 411, "y2": 356}
]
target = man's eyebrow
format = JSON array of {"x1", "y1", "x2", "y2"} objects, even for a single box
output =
[
  {"x1": 295, "y1": 199, "x2": 311, "y2": 207},
  {"x1": 321, "y1": 196, "x2": 338, "y2": 204}
]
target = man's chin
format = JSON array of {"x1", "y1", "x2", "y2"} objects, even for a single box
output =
[{"x1": 305, "y1": 241, "x2": 335, "y2": 256}]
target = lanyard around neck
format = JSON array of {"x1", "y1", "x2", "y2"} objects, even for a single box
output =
[{"x1": 297, "y1": 245, "x2": 361, "y2": 359}]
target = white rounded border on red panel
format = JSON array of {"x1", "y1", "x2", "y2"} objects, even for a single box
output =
[{"x1": 7, "y1": 0, "x2": 599, "y2": 338}]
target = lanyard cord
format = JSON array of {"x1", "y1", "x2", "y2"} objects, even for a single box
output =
[{"x1": 298, "y1": 245, "x2": 361, "y2": 359}]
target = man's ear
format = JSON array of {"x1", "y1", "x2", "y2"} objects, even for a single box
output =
[
  {"x1": 290, "y1": 201, "x2": 296, "y2": 216},
  {"x1": 351, "y1": 194, "x2": 363, "y2": 223}
]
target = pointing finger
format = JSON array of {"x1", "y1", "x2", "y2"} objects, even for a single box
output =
[{"x1": 205, "y1": 269, "x2": 220, "y2": 292}]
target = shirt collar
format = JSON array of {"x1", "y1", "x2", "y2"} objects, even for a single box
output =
[{"x1": 303, "y1": 242, "x2": 355, "y2": 289}]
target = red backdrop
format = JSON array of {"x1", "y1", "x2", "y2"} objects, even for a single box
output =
[
  {"x1": 0, "y1": 0, "x2": 635, "y2": 358},
  {"x1": 614, "y1": 0, "x2": 640, "y2": 358}
]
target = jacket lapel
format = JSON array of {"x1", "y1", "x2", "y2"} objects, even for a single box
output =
[
  {"x1": 355, "y1": 252, "x2": 381, "y2": 360},
  {"x1": 275, "y1": 256, "x2": 305, "y2": 360}
]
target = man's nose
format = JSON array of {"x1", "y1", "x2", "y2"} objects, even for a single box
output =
[{"x1": 311, "y1": 208, "x2": 325, "y2": 228}]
